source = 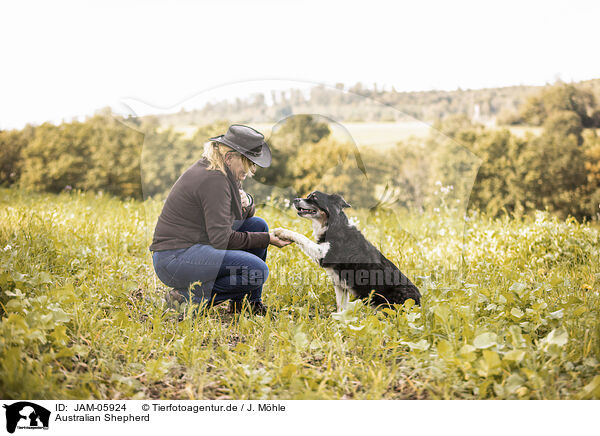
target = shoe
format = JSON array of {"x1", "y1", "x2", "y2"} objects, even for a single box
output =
[
  {"x1": 249, "y1": 301, "x2": 268, "y2": 316},
  {"x1": 228, "y1": 300, "x2": 269, "y2": 316},
  {"x1": 164, "y1": 289, "x2": 188, "y2": 309}
]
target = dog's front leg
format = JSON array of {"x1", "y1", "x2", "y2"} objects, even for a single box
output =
[
  {"x1": 334, "y1": 285, "x2": 349, "y2": 312},
  {"x1": 273, "y1": 228, "x2": 329, "y2": 264}
]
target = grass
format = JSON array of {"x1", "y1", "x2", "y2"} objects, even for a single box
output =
[{"x1": 0, "y1": 187, "x2": 599, "y2": 399}]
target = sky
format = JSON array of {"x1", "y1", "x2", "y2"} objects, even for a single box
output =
[{"x1": 1, "y1": 0, "x2": 599, "y2": 129}]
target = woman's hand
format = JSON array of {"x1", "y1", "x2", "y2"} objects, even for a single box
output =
[
  {"x1": 239, "y1": 189, "x2": 251, "y2": 208},
  {"x1": 269, "y1": 232, "x2": 293, "y2": 248}
]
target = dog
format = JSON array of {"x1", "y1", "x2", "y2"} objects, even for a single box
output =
[{"x1": 273, "y1": 191, "x2": 421, "y2": 312}]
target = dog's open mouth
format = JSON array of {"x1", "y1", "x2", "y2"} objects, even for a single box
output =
[{"x1": 296, "y1": 206, "x2": 318, "y2": 216}]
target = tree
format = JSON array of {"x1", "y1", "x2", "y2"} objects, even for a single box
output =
[
  {"x1": 582, "y1": 130, "x2": 600, "y2": 217},
  {"x1": 0, "y1": 127, "x2": 32, "y2": 186},
  {"x1": 254, "y1": 115, "x2": 331, "y2": 189},
  {"x1": 519, "y1": 83, "x2": 596, "y2": 127},
  {"x1": 429, "y1": 115, "x2": 484, "y2": 209},
  {"x1": 20, "y1": 122, "x2": 92, "y2": 192},
  {"x1": 469, "y1": 129, "x2": 525, "y2": 216},
  {"x1": 82, "y1": 113, "x2": 144, "y2": 199},
  {"x1": 515, "y1": 111, "x2": 587, "y2": 217}
]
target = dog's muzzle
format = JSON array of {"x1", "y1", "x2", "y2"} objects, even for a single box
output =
[{"x1": 294, "y1": 198, "x2": 318, "y2": 216}]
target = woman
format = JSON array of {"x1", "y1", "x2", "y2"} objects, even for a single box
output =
[{"x1": 150, "y1": 124, "x2": 292, "y2": 315}]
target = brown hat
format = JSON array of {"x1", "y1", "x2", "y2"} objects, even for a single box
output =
[{"x1": 210, "y1": 124, "x2": 272, "y2": 167}]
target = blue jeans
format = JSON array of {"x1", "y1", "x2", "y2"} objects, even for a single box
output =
[{"x1": 152, "y1": 217, "x2": 269, "y2": 305}]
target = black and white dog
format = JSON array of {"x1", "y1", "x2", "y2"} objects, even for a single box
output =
[{"x1": 274, "y1": 191, "x2": 421, "y2": 312}]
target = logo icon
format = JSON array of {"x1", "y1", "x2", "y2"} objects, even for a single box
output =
[{"x1": 2, "y1": 402, "x2": 50, "y2": 433}]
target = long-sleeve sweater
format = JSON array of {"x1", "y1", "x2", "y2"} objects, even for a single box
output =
[{"x1": 149, "y1": 158, "x2": 270, "y2": 252}]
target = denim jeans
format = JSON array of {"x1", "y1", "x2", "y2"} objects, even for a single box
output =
[{"x1": 152, "y1": 216, "x2": 269, "y2": 304}]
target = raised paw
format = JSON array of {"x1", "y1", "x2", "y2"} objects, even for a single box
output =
[{"x1": 272, "y1": 227, "x2": 295, "y2": 241}]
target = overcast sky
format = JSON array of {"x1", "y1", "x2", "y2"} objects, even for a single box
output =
[{"x1": 1, "y1": 0, "x2": 599, "y2": 129}]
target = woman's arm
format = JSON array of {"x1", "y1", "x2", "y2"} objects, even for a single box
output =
[{"x1": 200, "y1": 175, "x2": 269, "y2": 250}]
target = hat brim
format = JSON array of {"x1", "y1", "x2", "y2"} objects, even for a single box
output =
[{"x1": 209, "y1": 135, "x2": 272, "y2": 168}]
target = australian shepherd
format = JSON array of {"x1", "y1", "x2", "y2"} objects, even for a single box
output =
[{"x1": 273, "y1": 191, "x2": 421, "y2": 312}]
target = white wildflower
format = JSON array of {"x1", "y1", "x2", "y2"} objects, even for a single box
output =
[{"x1": 348, "y1": 216, "x2": 360, "y2": 227}]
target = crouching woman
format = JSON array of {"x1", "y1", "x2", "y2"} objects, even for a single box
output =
[{"x1": 149, "y1": 125, "x2": 291, "y2": 315}]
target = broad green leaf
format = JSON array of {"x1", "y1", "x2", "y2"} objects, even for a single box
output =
[
  {"x1": 505, "y1": 373, "x2": 525, "y2": 394},
  {"x1": 382, "y1": 308, "x2": 396, "y2": 317},
  {"x1": 509, "y1": 282, "x2": 528, "y2": 298},
  {"x1": 309, "y1": 339, "x2": 322, "y2": 351},
  {"x1": 35, "y1": 272, "x2": 52, "y2": 285},
  {"x1": 482, "y1": 350, "x2": 501, "y2": 369},
  {"x1": 403, "y1": 339, "x2": 430, "y2": 351},
  {"x1": 503, "y1": 349, "x2": 526, "y2": 362},
  {"x1": 510, "y1": 308, "x2": 524, "y2": 319},
  {"x1": 508, "y1": 325, "x2": 525, "y2": 347},
  {"x1": 6, "y1": 299, "x2": 25, "y2": 311},
  {"x1": 433, "y1": 304, "x2": 451, "y2": 323},
  {"x1": 51, "y1": 325, "x2": 69, "y2": 345},
  {"x1": 402, "y1": 299, "x2": 415, "y2": 310},
  {"x1": 55, "y1": 347, "x2": 75, "y2": 359},
  {"x1": 51, "y1": 308, "x2": 71, "y2": 323},
  {"x1": 11, "y1": 272, "x2": 27, "y2": 282},
  {"x1": 548, "y1": 309, "x2": 564, "y2": 319},
  {"x1": 28, "y1": 329, "x2": 47, "y2": 344},
  {"x1": 477, "y1": 350, "x2": 502, "y2": 377},
  {"x1": 331, "y1": 310, "x2": 357, "y2": 323},
  {"x1": 437, "y1": 340, "x2": 454, "y2": 360},
  {"x1": 459, "y1": 344, "x2": 477, "y2": 362},
  {"x1": 474, "y1": 332, "x2": 497, "y2": 349},
  {"x1": 546, "y1": 328, "x2": 568, "y2": 347},
  {"x1": 293, "y1": 331, "x2": 309, "y2": 350}
]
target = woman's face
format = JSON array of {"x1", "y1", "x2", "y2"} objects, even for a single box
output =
[{"x1": 225, "y1": 152, "x2": 254, "y2": 182}]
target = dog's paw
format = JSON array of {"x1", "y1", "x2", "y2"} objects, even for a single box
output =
[{"x1": 272, "y1": 227, "x2": 295, "y2": 241}]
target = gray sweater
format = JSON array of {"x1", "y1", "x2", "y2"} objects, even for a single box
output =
[{"x1": 149, "y1": 158, "x2": 270, "y2": 251}]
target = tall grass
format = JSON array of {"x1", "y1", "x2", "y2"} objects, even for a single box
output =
[{"x1": 0, "y1": 188, "x2": 598, "y2": 399}]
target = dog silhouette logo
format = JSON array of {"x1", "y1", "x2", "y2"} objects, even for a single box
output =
[{"x1": 2, "y1": 402, "x2": 50, "y2": 433}]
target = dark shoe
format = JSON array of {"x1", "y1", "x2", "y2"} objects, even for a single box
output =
[
  {"x1": 165, "y1": 289, "x2": 188, "y2": 309},
  {"x1": 165, "y1": 289, "x2": 215, "y2": 320},
  {"x1": 228, "y1": 300, "x2": 242, "y2": 314},
  {"x1": 228, "y1": 300, "x2": 269, "y2": 316},
  {"x1": 249, "y1": 301, "x2": 268, "y2": 316}
]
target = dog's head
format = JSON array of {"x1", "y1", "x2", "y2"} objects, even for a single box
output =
[{"x1": 293, "y1": 191, "x2": 350, "y2": 227}]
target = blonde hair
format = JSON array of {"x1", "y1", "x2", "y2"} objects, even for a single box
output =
[{"x1": 203, "y1": 141, "x2": 256, "y2": 177}]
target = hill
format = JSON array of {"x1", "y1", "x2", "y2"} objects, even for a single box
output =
[{"x1": 149, "y1": 79, "x2": 600, "y2": 126}]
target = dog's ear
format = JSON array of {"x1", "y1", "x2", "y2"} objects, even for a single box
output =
[{"x1": 333, "y1": 194, "x2": 351, "y2": 209}]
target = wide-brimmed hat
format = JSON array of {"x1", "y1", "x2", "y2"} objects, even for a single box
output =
[{"x1": 209, "y1": 124, "x2": 272, "y2": 168}]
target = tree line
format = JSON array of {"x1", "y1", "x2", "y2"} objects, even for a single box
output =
[
  {"x1": 1, "y1": 83, "x2": 599, "y2": 220},
  {"x1": 154, "y1": 79, "x2": 600, "y2": 126}
]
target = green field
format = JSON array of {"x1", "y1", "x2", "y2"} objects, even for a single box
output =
[
  {"x1": 172, "y1": 121, "x2": 433, "y2": 149},
  {"x1": 0, "y1": 188, "x2": 599, "y2": 399},
  {"x1": 173, "y1": 121, "x2": 551, "y2": 150}
]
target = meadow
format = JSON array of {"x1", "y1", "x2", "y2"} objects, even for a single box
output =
[
  {"x1": 0, "y1": 187, "x2": 599, "y2": 399},
  {"x1": 173, "y1": 122, "x2": 550, "y2": 150}
]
